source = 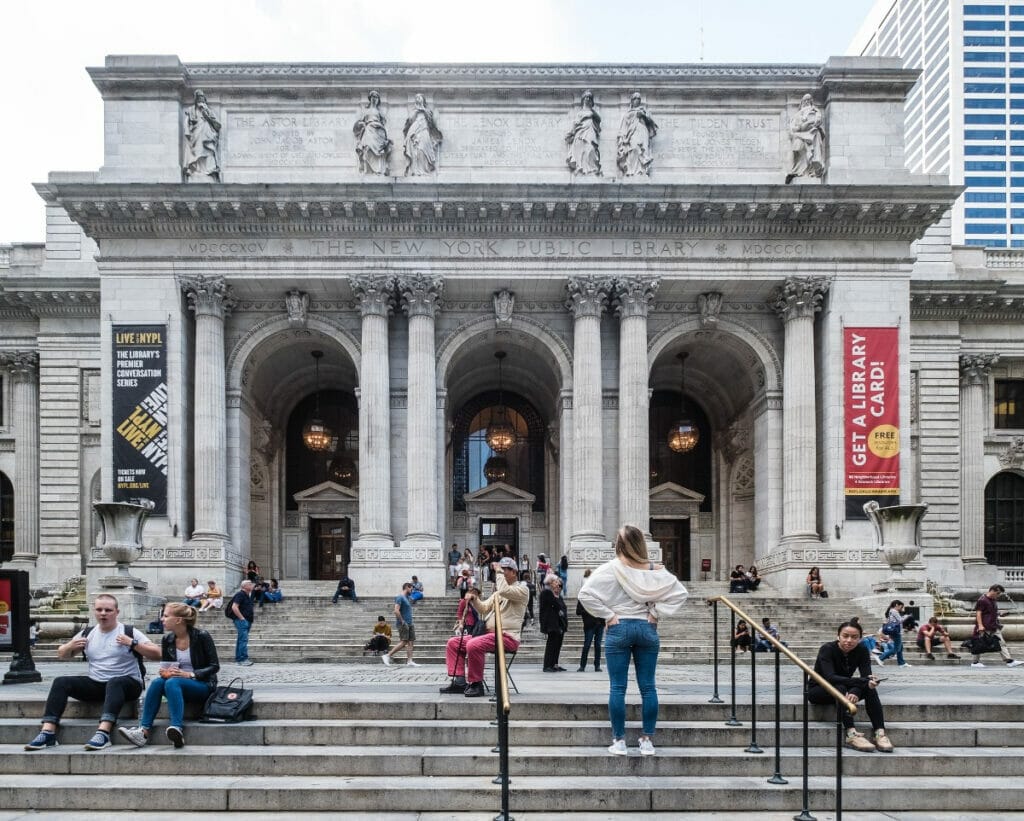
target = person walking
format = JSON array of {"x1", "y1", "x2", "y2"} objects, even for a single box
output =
[
  {"x1": 970, "y1": 584, "x2": 1024, "y2": 668},
  {"x1": 577, "y1": 524, "x2": 688, "y2": 757},
  {"x1": 383, "y1": 582, "x2": 419, "y2": 666},
  {"x1": 228, "y1": 580, "x2": 256, "y2": 666},
  {"x1": 577, "y1": 569, "x2": 605, "y2": 672},
  {"x1": 877, "y1": 600, "x2": 910, "y2": 667},
  {"x1": 539, "y1": 574, "x2": 568, "y2": 671}
]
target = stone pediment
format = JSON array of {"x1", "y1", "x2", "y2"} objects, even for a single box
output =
[
  {"x1": 649, "y1": 482, "x2": 705, "y2": 504},
  {"x1": 293, "y1": 481, "x2": 359, "y2": 503},
  {"x1": 463, "y1": 481, "x2": 536, "y2": 505}
]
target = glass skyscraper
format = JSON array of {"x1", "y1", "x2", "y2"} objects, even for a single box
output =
[{"x1": 851, "y1": 1, "x2": 1024, "y2": 247}]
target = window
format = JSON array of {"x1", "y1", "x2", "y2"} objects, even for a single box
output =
[
  {"x1": 964, "y1": 129, "x2": 1006, "y2": 138},
  {"x1": 965, "y1": 82, "x2": 1007, "y2": 93},
  {"x1": 995, "y1": 379, "x2": 1024, "y2": 428},
  {"x1": 966, "y1": 207, "x2": 1007, "y2": 217},
  {"x1": 985, "y1": 472, "x2": 1024, "y2": 567},
  {"x1": 0, "y1": 472, "x2": 12, "y2": 563},
  {"x1": 965, "y1": 36, "x2": 1007, "y2": 46},
  {"x1": 965, "y1": 222, "x2": 1008, "y2": 232},
  {"x1": 966, "y1": 191, "x2": 1007, "y2": 201}
]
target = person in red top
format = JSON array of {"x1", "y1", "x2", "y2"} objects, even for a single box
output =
[
  {"x1": 915, "y1": 617, "x2": 959, "y2": 661},
  {"x1": 971, "y1": 584, "x2": 1024, "y2": 669}
]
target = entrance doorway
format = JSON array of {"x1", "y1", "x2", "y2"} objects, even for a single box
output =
[
  {"x1": 651, "y1": 519, "x2": 690, "y2": 580},
  {"x1": 309, "y1": 518, "x2": 350, "y2": 580},
  {"x1": 479, "y1": 518, "x2": 518, "y2": 560}
]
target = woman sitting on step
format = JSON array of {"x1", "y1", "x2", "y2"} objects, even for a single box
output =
[
  {"x1": 808, "y1": 620, "x2": 894, "y2": 753},
  {"x1": 731, "y1": 619, "x2": 752, "y2": 652},
  {"x1": 118, "y1": 602, "x2": 219, "y2": 750},
  {"x1": 197, "y1": 580, "x2": 223, "y2": 613}
]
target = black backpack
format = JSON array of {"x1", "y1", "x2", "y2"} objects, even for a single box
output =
[{"x1": 81, "y1": 623, "x2": 147, "y2": 678}]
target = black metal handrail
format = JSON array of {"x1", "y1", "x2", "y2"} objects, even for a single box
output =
[
  {"x1": 490, "y1": 593, "x2": 513, "y2": 821},
  {"x1": 708, "y1": 595, "x2": 856, "y2": 821}
]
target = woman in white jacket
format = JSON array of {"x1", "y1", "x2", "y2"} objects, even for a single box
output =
[{"x1": 577, "y1": 524, "x2": 688, "y2": 757}]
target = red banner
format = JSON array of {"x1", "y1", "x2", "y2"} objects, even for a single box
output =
[
  {"x1": 0, "y1": 577, "x2": 11, "y2": 648},
  {"x1": 844, "y1": 328, "x2": 900, "y2": 515}
]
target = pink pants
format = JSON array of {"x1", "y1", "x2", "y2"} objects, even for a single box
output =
[{"x1": 445, "y1": 632, "x2": 520, "y2": 683}]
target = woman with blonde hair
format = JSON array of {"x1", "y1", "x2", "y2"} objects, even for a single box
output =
[
  {"x1": 578, "y1": 524, "x2": 688, "y2": 757},
  {"x1": 118, "y1": 602, "x2": 219, "y2": 749}
]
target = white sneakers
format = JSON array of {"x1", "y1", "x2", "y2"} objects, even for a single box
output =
[
  {"x1": 971, "y1": 662, "x2": 986, "y2": 668},
  {"x1": 381, "y1": 655, "x2": 391, "y2": 666},
  {"x1": 1007, "y1": 660, "x2": 1024, "y2": 668},
  {"x1": 607, "y1": 738, "x2": 656, "y2": 756},
  {"x1": 406, "y1": 660, "x2": 420, "y2": 667}
]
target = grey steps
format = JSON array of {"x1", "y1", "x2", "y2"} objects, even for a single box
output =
[
  {"x1": 4, "y1": 743, "x2": 1022, "y2": 777},
  {"x1": 2, "y1": 773, "x2": 1023, "y2": 813}
]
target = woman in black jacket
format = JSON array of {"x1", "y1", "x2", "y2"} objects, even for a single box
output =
[
  {"x1": 808, "y1": 621, "x2": 893, "y2": 753},
  {"x1": 118, "y1": 602, "x2": 219, "y2": 749},
  {"x1": 539, "y1": 574, "x2": 568, "y2": 671}
]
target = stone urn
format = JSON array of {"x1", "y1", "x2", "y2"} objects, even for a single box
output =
[
  {"x1": 864, "y1": 500, "x2": 927, "y2": 591},
  {"x1": 93, "y1": 499, "x2": 155, "y2": 574}
]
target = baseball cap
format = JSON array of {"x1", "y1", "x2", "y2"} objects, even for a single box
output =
[{"x1": 498, "y1": 557, "x2": 517, "y2": 569}]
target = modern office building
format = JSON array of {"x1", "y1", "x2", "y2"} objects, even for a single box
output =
[
  {"x1": 0, "y1": 54, "x2": 1022, "y2": 602},
  {"x1": 851, "y1": 0, "x2": 1024, "y2": 248}
]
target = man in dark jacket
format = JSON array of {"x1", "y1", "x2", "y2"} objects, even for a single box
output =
[
  {"x1": 539, "y1": 574, "x2": 567, "y2": 672},
  {"x1": 228, "y1": 580, "x2": 256, "y2": 666}
]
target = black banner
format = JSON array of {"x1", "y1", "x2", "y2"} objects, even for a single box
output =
[{"x1": 112, "y1": 325, "x2": 168, "y2": 514}]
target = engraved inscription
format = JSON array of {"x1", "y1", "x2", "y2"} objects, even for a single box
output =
[
  {"x1": 661, "y1": 114, "x2": 780, "y2": 168},
  {"x1": 228, "y1": 112, "x2": 351, "y2": 167},
  {"x1": 442, "y1": 113, "x2": 565, "y2": 167}
]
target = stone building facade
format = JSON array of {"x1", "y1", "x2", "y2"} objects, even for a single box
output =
[{"x1": 0, "y1": 55, "x2": 1021, "y2": 597}]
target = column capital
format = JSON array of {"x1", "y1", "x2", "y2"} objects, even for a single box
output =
[
  {"x1": 0, "y1": 350, "x2": 39, "y2": 382},
  {"x1": 959, "y1": 353, "x2": 999, "y2": 387},
  {"x1": 398, "y1": 274, "x2": 444, "y2": 318},
  {"x1": 769, "y1": 276, "x2": 830, "y2": 323},
  {"x1": 179, "y1": 275, "x2": 235, "y2": 318},
  {"x1": 566, "y1": 275, "x2": 612, "y2": 319},
  {"x1": 612, "y1": 276, "x2": 660, "y2": 318},
  {"x1": 351, "y1": 275, "x2": 396, "y2": 318}
]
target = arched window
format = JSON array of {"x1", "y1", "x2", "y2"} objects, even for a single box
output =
[
  {"x1": 649, "y1": 390, "x2": 713, "y2": 512},
  {"x1": 0, "y1": 471, "x2": 13, "y2": 563},
  {"x1": 452, "y1": 391, "x2": 545, "y2": 512},
  {"x1": 285, "y1": 389, "x2": 359, "y2": 509},
  {"x1": 985, "y1": 471, "x2": 1024, "y2": 567}
]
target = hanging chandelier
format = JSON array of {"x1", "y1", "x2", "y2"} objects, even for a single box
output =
[
  {"x1": 667, "y1": 352, "x2": 699, "y2": 454},
  {"x1": 302, "y1": 350, "x2": 334, "y2": 452},
  {"x1": 483, "y1": 455, "x2": 509, "y2": 484},
  {"x1": 329, "y1": 450, "x2": 358, "y2": 485},
  {"x1": 485, "y1": 351, "x2": 517, "y2": 453}
]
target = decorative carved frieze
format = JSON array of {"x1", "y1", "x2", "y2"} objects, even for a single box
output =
[
  {"x1": 769, "y1": 276, "x2": 830, "y2": 322},
  {"x1": 612, "y1": 276, "x2": 659, "y2": 319},
  {"x1": 179, "y1": 275, "x2": 235, "y2": 318},
  {"x1": 959, "y1": 353, "x2": 998, "y2": 387},
  {"x1": 911, "y1": 289, "x2": 1024, "y2": 321}
]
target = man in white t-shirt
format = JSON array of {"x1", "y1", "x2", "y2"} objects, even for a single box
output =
[{"x1": 24, "y1": 594, "x2": 161, "y2": 752}]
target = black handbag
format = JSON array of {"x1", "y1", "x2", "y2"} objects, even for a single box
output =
[
  {"x1": 963, "y1": 632, "x2": 1001, "y2": 655},
  {"x1": 200, "y1": 677, "x2": 255, "y2": 723}
]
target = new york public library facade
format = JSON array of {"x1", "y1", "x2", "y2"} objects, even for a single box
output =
[{"x1": 2, "y1": 54, "x2": 1023, "y2": 599}]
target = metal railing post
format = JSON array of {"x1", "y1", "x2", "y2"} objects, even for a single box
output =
[
  {"x1": 745, "y1": 636, "x2": 763, "y2": 753},
  {"x1": 793, "y1": 672, "x2": 816, "y2": 821},
  {"x1": 726, "y1": 609, "x2": 740, "y2": 726},
  {"x1": 709, "y1": 600, "x2": 723, "y2": 703},
  {"x1": 767, "y1": 646, "x2": 788, "y2": 785},
  {"x1": 835, "y1": 701, "x2": 844, "y2": 821}
]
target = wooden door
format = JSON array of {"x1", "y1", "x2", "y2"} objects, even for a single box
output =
[
  {"x1": 650, "y1": 518, "x2": 690, "y2": 580},
  {"x1": 309, "y1": 518, "x2": 350, "y2": 580}
]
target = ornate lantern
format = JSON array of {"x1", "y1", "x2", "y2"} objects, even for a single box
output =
[
  {"x1": 302, "y1": 350, "x2": 334, "y2": 452},
  {"x1": 667, "y1": 352, "x2": 699, "y2": 454},
  {"x1": 485, "y1": 351, "x2": 517, "y2": 453}
]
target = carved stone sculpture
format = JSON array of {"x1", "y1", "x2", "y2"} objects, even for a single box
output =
[
  {"x1": 785, "y1": 94, "x2": 826, "y2": 184},
  {"x1": 698, "y1": 292, "x2": 723, "y2": 328},
  {"x1": 285, "y1": 289, "x2": 309, "y2": 327},
  {"x1": 864, "y1": 500, "x2": 928, "y2": 593},
  {"x1": 353, "y1": 90, "x2": 392, "y2": 175},
  {"x1": 403, "y1": 94, "x2": 443, "y2": 176},
  {"x1": 616, "y1": 92, "x2": 657, "y2": 177},
  {"x1": 183, "y1": 90, "x2": 221, "y2": 182},
  {"x1": 494, "y1": 290, "x2": 515, "y2": 326},
  {"x1": 566, "y1": 91, "x2": 601, "y2": 176}
]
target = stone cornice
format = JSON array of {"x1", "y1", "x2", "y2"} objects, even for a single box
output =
[
  {"x1": 38, "y1": 182, "x2": 959, "y2": 242},
  {"x1": 0, "y1": 285, "x2": 100, "y2": 318},
  {"x1": 911, "y1": 282, "x2": 1024, "y2": 321}
]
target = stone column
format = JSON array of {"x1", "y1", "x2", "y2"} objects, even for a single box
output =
[
  {"x1": 770, "y1": 277, "x2": 829, "y2": 544},
  {"x1": 180, "y1": 276, "x2": 234, "y2": 541},
  {"x1": 351, "y1": 276, "x2": 394, "y2": 546},
  {"x1": 566, "y1": 276, "x2": 611, "y2": 549},
  {"x1": 398, "y1": 274, "x2": 443, "y2": 545},
  {"x1": 614, "y1": 276, "x2": 659, "y2": 533},
  {"x1": 0, "y1": 352, "x2": 39, "y2": 566},
  {"x1": 959, "y1": 353, "x2": 997, "y2": 564}
]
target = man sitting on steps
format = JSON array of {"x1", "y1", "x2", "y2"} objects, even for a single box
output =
[{"x1": 440, "y1": 557, "x2": 528, "y2": 697}]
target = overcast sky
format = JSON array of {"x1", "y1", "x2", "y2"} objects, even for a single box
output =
[{"x1": 1, "y1": 0, "x2": 877, "y2": 244}]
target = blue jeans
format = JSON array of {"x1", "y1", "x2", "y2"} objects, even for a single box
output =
[
  {"x1": 580, "y1": 624, "x2": 604, "y2": 669},
  {"x1": 140, "y1": 676, "x2": 213, "y2": 729},
  {"x1": 604, "y1": 619, "x2": 660, "y2": 739},
  {"x1": 878, "y1": 630, "x2": 905, "y2": 665},
  {"x1": 183, "y1": 597, "x2": 202, "y2": 607},
  {"x1": 234, "y1": 619, "x2": 251, "y2": 662}
]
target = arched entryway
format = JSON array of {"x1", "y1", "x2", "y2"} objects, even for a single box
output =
[
  {"x1": 985, "y1": 471, "x2": 1024, "y2": 567},
  {"x1": 0, "y1": 471, "x2": 13, "y2": 564}
]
